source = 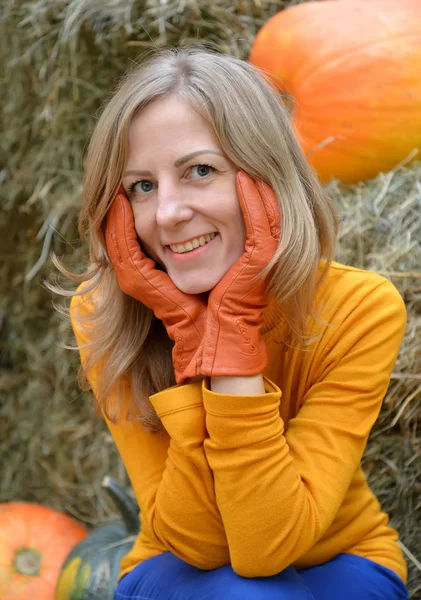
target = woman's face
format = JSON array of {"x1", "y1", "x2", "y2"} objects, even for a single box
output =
[{"x1": 122, "y1": 95, "x2": 246, "y2": 294}]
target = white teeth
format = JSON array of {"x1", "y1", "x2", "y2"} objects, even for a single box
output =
[{"x1": 170, "y1": 232, "x2": 217, "y2": 254}]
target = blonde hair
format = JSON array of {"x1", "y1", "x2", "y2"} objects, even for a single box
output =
[{"x1": 52, "y1": 45, "x2": 339, "y2": 432}]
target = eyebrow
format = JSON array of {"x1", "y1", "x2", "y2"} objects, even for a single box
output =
[{"x1": 124, "y1": 150, "x2": 225, "y2": 177}]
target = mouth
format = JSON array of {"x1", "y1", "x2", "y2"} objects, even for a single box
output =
[
  {"x1": 166, "y1": 232, "x2": 219, "y2": 262},
  {"x1": 168, "y1": 232, "x2": 218, "y2": 254}
]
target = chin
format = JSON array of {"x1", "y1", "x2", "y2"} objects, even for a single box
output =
[
  {"x1": 168, "y1": 271, "x2": 221, "y2": 295},
  {"x1": 174, "y1": 279, "x2": 216, "y2": 295}
]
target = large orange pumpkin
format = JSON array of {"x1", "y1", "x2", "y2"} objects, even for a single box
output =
[
  {"x1": 249, "y1": 0, "x2": 421, "y2": 183},
  {"x1": 0, "y1": 502, "x2": 88, "y2": 599}
]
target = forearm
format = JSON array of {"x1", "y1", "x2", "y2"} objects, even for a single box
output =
[
  {"x1": 151, "y1": 433, "x2": 230, "y2": 568},
  {"x1": 148, "y1": 383, "x2": 230, "y2": 569},
  {"x1": 210, "y1": 374, "x2": 265, "y2": 395},
  {"x1": 202, "y1": 377, "x2": 327, "y2": 578}
]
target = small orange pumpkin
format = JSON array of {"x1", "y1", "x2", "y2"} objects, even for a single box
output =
[
  {"x1": 249, "y1": 0, "x2": 421, "y2": 183},
  {"x1": 0, "y1": 502, "x2": 88, "y2": 600}
]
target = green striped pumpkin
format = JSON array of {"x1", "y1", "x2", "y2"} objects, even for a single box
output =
[{"x1": 55, "y1": 477, "x2": 140, "y2": 600}]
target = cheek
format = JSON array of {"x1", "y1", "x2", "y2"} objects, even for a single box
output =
[
  {"x1": 229, "y1": 207, "x2": 247, "y2": 258},
  {"x1": 211, "y1": 188, "x2": 246, "y2": 245},
  {"x1": 131, "y1": 205, "x2": 145, "y2": 237},
  {"x1": 231, "y1": 199, "x2": 247, "y2": 243},
  {"x1": 132, "y1": 206, "x2": 160, "y2": 260},
  {"x1": 132, "y1": 204, "x2": 154, "y2": 241}
]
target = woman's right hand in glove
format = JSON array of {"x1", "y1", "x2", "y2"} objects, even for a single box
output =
[{"x1": 105, "y1": 191, "x2": 207, "y2": 384}]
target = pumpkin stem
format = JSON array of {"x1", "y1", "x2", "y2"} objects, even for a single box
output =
[
  {"x1": 14, "y1": 548, "x2": 42, "y2": 576},
  {"x1": 102, "y1": 476, "x2": 140, "y2": 534}
]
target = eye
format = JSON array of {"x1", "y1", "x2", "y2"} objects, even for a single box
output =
[
  {"x1": 190, "y1": 164, "x2": 215, "y2": 179},
  {"x1": 129, "y1": 180, "x2": 155, "y2": 195}
]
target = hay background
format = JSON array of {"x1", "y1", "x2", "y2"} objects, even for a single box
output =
[{"x1": 1, "y1": 0, "x2": 420, "y2": 596}]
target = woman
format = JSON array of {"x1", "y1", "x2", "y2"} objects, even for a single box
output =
[{"x1": 65, "y1": 46, "x2": 409, "y2": 599}]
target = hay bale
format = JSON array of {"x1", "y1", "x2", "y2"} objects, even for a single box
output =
[
  {"x1": 1, "y1": 1, "x2": 420, "y2": 595},
  {"x1": 328, "y1": 163, "x2": 421, "y2": 597}
]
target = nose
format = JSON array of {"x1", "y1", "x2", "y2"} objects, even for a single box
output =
[{"x1": 155, "y1": 182, "x2": 194, "y2": 229}]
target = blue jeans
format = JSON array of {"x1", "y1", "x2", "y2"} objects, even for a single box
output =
[{"x1": 114, "y1": 552, "x2": 409, "y2": 599}]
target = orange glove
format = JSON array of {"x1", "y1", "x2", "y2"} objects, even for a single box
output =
[
  {"x1": 183, "y1": 171, "x2": 281, "y2": 379},
  {"x1": 105, "y1": 192, "x2": 207, "y2": 383}
]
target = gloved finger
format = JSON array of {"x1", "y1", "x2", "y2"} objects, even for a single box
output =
[
  {"x1": 255, "y1": 180, "x2": 282, "y2": 242},
  {"x1": 105, "y1": 192, "x2": 144, "y2": 270},
  {"x1": 105, "y1": 193, "x2": 165, "y2": 303},
  {"x1": 235, "y1": 171, "x2": 275, "y2": 250}
]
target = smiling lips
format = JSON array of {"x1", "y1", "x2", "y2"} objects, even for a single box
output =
[{"x1": 169, "y1": 232, "x2": 218, "y2": 254}]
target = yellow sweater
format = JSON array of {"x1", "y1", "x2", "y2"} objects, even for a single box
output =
[{"x1": 70, "y1": 260, "x2": 408, "y2": 583}]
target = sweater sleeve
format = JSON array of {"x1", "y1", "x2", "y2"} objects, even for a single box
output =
[
  {"x1": 202, "y1": 279, "x2": 407, "y2": 577},
  {"x1": 70, "y1": 287, "x2": 229, "y2": 571}
]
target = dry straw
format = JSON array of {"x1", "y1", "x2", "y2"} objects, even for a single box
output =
[{"x1": 1, "y1": 0, "x2": 420, "y2": 596}]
